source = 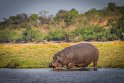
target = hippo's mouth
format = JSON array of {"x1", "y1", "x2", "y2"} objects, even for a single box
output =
[
  {"x1": 49, "y1": 65, "x2": 56, "y2": 68},
  {"x1": 49, "y1": 63, "x2": 53, "y2": 68},
  {"x1": 53, "y1": 67, "x2": 61, "y2": 70}
]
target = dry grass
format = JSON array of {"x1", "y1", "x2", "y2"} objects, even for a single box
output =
[{"x1": 0, "y1": 41, "x2": 124, "y2": 68}]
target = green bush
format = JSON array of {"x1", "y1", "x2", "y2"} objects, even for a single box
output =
[
  {"x1": 47, "y1": 28, "x2": 65, "y2": 41},
  {"x1": 0, "y1": 30, "x2": 23, "y2": 43},
  {"x1": 9, "y1": 30, "x2": 24, "y2": 42},
  {"x1": 0, "y1": 30, "x2": 10, "y2": 43},
  {"x1": 74, "y1": 25, "x2": 113, "y2": 41},
  {"x1": 23, "y1": 27, "x2": 43, "y2": 42}
]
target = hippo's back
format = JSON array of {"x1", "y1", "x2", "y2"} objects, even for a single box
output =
[{"x1": 68, "y1": 43, "x2": 99, "y2": 64}]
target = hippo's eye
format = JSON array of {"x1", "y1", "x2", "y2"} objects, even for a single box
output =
[{"x1": 53, "y1": 57, "x2": 57, "y2": 59}]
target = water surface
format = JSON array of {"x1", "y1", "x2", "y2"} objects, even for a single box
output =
[{"x1": 0, "y1": 68, "x2": 124, "y2": 83}]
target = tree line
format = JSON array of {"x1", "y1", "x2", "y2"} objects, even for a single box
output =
[{"x1": 0, "y1": 2, "x2": 124, "y2": 43}]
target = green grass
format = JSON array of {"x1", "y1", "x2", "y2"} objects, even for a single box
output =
[{"x1": 0, "y1": 42, "x2": 124, "y2": 68}]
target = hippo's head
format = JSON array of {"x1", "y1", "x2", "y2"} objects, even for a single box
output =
[{"x1": 49, "y1": 59, "x2": 62, "y2": 69}]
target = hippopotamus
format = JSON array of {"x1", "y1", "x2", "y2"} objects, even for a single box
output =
[{"x1": 49, "y1": 43, "x2": 99, "y2": 70}]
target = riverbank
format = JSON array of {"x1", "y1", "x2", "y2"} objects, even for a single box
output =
[{"x1": 0, "y1": 41, "x2": 124, "y2": 68}]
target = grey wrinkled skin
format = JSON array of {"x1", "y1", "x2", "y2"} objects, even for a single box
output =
[{"x1": 49, "y1": 43, "x2": 99, "y2": 70}]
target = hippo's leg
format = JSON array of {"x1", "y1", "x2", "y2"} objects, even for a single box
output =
[
  {"x1": 80, "y1": 63, "x2": 88, "y2": 70},
  {"x1": 93, "y1": 61, "x2": 97, "y2": 70},
  {"x1": 67, "y1": 63, "x2": 74, "y2": 69}
]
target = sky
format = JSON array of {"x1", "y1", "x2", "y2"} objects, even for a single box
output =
[{"x1": 0, "y1": 0, "x2": 124, "y2": 21}]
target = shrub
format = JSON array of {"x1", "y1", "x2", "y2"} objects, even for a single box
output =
[
  {"x1": 74, "y1": 25, "x2": 110, "y2": 41},
  {"x1": 0, "y1": 30, "x2": 10, "y2": 43},
  {"x1": 23, "y1": 27, "x2": 43, "y2": 42},
  {"x1": 47, "y1": 28, "x2": 65, "y2": 41}
]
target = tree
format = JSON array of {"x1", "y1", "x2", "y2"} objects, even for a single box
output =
[
  {"x1": 30, "y1": 14, "x2": 39, "y2": 21},
  {"x1": 39, "y1": 16, "x2": 50, "y2": 24},
  {"x1": 68, "y1": 8, "x2": 78, "y2": 17},
  {"x1": 8, "y1": 16, "x2": 20, "y2": 25},
  {"x1": 110, "y1": 16, "x2": 124, "y2": 40},
  {"x1": 56, "y1": 10, "x2": 68, "y2": 19},
  {"x1": 17, "y1": 13, "x2": 28, "y2": 23},
  {"x1": 64, "y1": 8, "x2": 78, "y2": 25},
  {"x1": 107, "y1": 2, "x2": 116, "y2": 12},
  {"x1": 28, "y1": 14, "x2": 39, "y2": 27},
  {"x1": 85, "y1": 8, "x2": 97, "y2": 16}
]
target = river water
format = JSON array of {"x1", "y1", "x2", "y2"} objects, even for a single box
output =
[{"x1": 0, "y1": 68, "x2": 124, "y2": 83}]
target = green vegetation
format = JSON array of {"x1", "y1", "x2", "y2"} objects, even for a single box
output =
[
  {"x1": 0, "y1": 2, "x2": 124, "y2": 43},
  {"x1": 23, "y1": 27, "x2": 43, "y2": 42},
  {"x1": 47, "y1": 28, "x2": 65, "y2": 41},
  {"x1": 0, "y1": 42, "x2": 124, "y2": 68}
]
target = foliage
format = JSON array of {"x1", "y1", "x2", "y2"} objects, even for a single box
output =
[
  {"x1": 39, "y1": 16, "x2": 50, "y2": 24},
  {"x1": 75, "y1": 26, "x2": 108, "y2": 41},
  {"x1": 0, "y1": 28, "x2": 43, "y2": 43},
  {"x1": 56, "y1": 10, "x2": 68, "y2": 19},
  {"x1": 0, "y1": 30, "x2": 23, "y2": 43},
  {"x1": 23, "y1": 27, "x2": 43, "y2": 42},
  {"x1": 65, "y1": 8, "x2": 78, "y2": 25},
  {"x1": 0, "y1": 30, "x2": 10, "y2": 43},
  {"x1": 47, "y1": 28, "x2": 65, "y2": 41},
  {"x1": 0, "y1": 2, "x2": 124, "y2": 43},
  {"x1": 30, "y1": 14, "x2": 39, "y2": 21},
  {"x1": 107, "y1": 2, "x2": 116, "y2": 12}
]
